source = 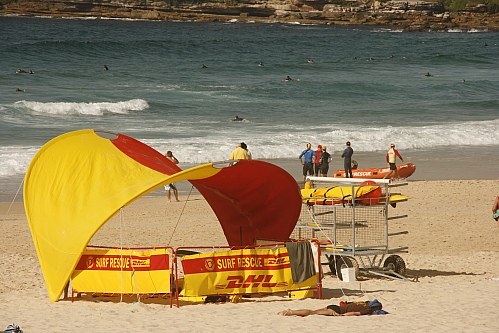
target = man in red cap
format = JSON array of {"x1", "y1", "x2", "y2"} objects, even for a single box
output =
[{"x1": 314, "y1": 145, "x2": 323, "y2": 176}]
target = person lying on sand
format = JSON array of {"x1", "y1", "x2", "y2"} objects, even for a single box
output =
[{"x1": 278, "y1": 300, "x2": 383, "y2": 317}]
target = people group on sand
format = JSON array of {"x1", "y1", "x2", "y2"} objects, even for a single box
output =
[
  {"x1": 166, "y1": 140, "x2": 405, "y2": 189},
  {"x1": 294, "y1": 141, "x2": 405, "y2": 180},
  {"x1": 228, "y1": 142, "x2": 251, "y2": 166},
  {"x1": 297, "y1": 140, "x2": 352, "y2": 179}
]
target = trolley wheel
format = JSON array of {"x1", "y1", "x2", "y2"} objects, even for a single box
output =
[
  {"x1": 383, "y1": 255, "x2": 406, "y2": 276},
  {"x1": 334, "y1": 256, "x2": 359, "y2": 281},
  {"x1": 326, "y1": 255, "x2": 337, "y2": 275}
]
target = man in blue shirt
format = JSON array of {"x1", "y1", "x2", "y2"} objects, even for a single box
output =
[{"x1": 299, "y1": 143, "x2": 317, "y2": 181}]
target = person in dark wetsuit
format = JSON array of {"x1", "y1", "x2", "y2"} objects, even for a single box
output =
[
  {"x1": 341, "y1": 141, "x2": 354, "y2": 178},
  {"x1": 319, "y1": 145, "x2": 331, "y2": 177},
  {"x1": 232, "y1": 115, "x2": 245, "y2": 122}
]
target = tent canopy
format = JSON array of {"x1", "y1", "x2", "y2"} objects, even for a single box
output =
[{"x1": 24, "y1": 130, "x2": 302, "y2": 301}]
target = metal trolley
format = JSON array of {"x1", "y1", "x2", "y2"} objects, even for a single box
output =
[{"x1": 290, "y1": 177, "x2": 409, "y2": 281}]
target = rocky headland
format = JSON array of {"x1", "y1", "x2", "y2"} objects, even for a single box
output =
[{"x1": 1, "y1": 0, "x2": 498, "y2": 31}]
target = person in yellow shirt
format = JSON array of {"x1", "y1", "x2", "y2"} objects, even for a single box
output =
[{"x1": 229, "y1": 142, "x2": 249, "y2": 165}]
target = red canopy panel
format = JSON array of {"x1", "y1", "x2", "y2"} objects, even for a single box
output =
[
  {"x1": 111, "y1": 132, "x2": 302, "y2": 247},
  {"x1": 191, "y1": 160, "x2": 302, "y2": 246},
  {"x1": 111, "y1": 133, "x2": 182, "y2": 175}
]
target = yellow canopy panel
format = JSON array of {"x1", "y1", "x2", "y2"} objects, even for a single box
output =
[{"x1": 24, "y1": 130, "x2": 220, "y2": 301}]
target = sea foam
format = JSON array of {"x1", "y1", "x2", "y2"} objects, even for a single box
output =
[{"x1": 14, "y1": 99, "x2": 149, "y2": 116}]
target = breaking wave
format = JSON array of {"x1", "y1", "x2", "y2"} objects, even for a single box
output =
[{"x1": 14, "y1": 99, "x2": 149, "y2": 115}]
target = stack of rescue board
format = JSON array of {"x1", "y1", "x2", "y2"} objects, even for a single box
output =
[{"x1": 301, "y1": 180, "x2": 409, "y2": 207}]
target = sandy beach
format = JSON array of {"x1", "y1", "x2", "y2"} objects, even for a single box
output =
[{"x1": 1, "y1": 176, "x2": 499, "y2": 332}]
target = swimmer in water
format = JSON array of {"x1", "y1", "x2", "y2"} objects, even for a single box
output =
[
  {"x1": 285, "y1": 75, "x2": 293, "y2": 81},
  {"x1": 425, "y1": 72, "x2": 433, "y2": 77},
  {"x1": 232, "y1": 115, "x2": 245, "y2": 122}
]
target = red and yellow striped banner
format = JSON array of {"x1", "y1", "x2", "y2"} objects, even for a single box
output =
[
  {"x1": 181, "y1": 248, "x2": 316, "y2": 296},
  {"x1": 72, "y1": 249, "x2": 171, "y2": 294}
]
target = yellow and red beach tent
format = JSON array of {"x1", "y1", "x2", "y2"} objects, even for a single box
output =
[{"x1": 24, "y1": 130, "x2": 302, "y2": 302}]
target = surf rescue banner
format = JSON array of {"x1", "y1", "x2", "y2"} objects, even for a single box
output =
[
  {"x1": 180, "y1": 248, "x2": 316, "y2": 296},
  {"x1": 71, "y1": 249, "x2": 171, "y2": 294}
]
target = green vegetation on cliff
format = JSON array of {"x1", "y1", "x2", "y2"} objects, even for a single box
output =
[{"x1": 439, "y1": 0, "x2": 498, "y2": 12}]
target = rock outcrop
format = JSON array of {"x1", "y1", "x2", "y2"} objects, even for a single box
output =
[{"x1": 1, "y1": 0, "x2": 498, "y2": 31}]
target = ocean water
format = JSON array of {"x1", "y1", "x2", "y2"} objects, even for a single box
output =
[{"x1": 1, "y1": 16, "x2": 499, "y2": 200}]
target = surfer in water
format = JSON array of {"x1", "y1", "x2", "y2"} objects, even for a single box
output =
[
  {"x1": 285, "y1": 75, "x2": 293, "y2": 81},
  {"x1": 232, "y1": 115, "x2": 246, "y2": 122}
]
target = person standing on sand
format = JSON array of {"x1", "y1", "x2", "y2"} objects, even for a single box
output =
[
  {"x1": 164, "y1": 151, "x2": 180, "y2": 202},
  {"x1": 299, "y1": 143, "x2": 316, "y2": 181},
  {"x1": 319, "y1": 145, "x2": 331, "y2": 177},
  {"x1": 385, "y1": 143, "x2": 404, "y2": 179},
  {"x1": 341, "y1": 141, "x2": 354, "y2": 178},
  {"x1": 314, "y1": 145, "x2": 323, "y2": 176}
]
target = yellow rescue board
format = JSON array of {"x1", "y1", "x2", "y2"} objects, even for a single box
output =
[
  {"x1": 388, "y1": 194, "x2": 410, "y2": 202},
  {"x1": 301, "y1": 185, "x2": 380, "y2": 199}
]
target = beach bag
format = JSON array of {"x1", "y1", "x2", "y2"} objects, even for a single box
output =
[
  {"x1": 5, "y1": 324, "x2": 23, "y2": 333},
  {"x1": 204, "y1": 295, "x2": 228, "y2": 303}
]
